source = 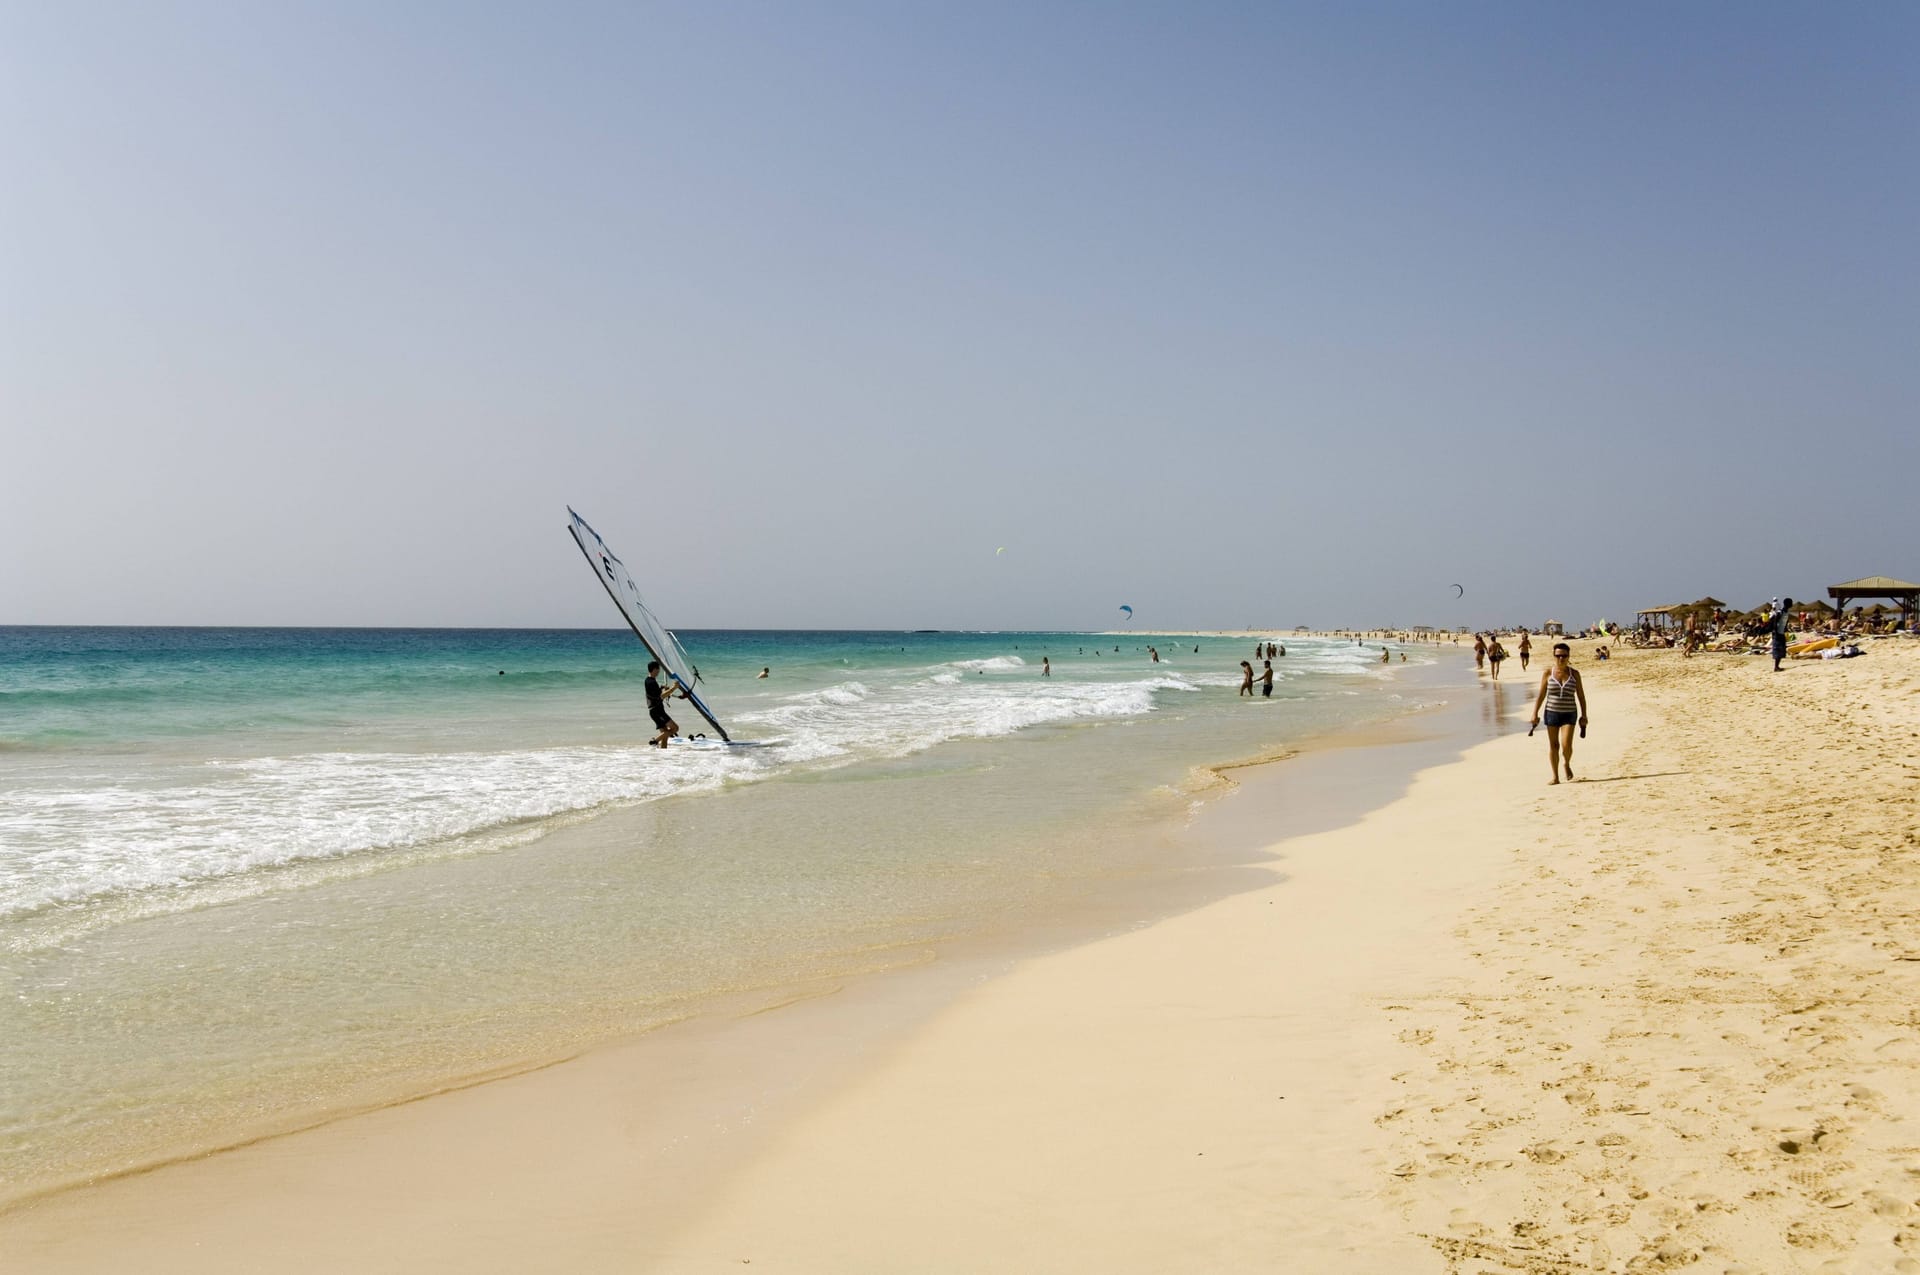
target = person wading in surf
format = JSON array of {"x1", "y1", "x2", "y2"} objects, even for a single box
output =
[{"x1": 644, "y1": 660, "x2": 687, "y2": 748}]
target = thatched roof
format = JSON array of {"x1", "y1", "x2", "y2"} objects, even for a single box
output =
[{"x1": 1830, "y1": 575, "x2": 1919, "y2": 593}]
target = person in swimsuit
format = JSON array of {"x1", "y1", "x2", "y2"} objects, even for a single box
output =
[
  {"x1": 1259, "y1": 659, "x2": 1273, "y2": 697},
  {"x1": 1041, "y1": 657, "x2": 1050, "y2": 677},
  {"x1": 1517, "y1": 632, "x2": 1532, "y2": 670},
  {"x1": 1238, "y1": 660, "x2": 1255, "y2": 697},
  {"x1": 1473, "y1": 633, "x2": 1487, "y2": 670},
  {"x1": 1529, "y1": 642, "x2": 1588, "y2": 784},
  {"x1": 644, "y1": 660, "x2": 685, "y2": 748},
  {"x1": 1487, "y1": 636, "x2": 1506, "y2": 680}
]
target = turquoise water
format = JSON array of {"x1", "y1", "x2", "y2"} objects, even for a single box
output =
[{"x1": 0, "y1": 625, "x2": 1456, "y2": 1202}]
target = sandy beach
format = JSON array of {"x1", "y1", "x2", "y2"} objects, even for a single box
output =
[{"x1": 5, "y1": 639, "x2": 1917, "y2": 1272}]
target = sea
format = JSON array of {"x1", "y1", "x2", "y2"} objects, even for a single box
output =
[{"x1": 0, "y1": 625, "x2": 1462, "y2": 1203}]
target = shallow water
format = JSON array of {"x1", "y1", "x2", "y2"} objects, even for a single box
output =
[{"x1": 0, "y1": 626, "x2": 1460, "y2": 1201}]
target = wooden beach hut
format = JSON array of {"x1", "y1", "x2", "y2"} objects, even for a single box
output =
[
  {"x1": 1827, "y1": 576, "x2": 1919, "y2": 630},
  {"x1": 1634, "y1": 605, "x2": 1679, "y2": 631}
]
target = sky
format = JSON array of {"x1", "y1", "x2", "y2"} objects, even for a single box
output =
[{"x1": 3, "y1": 2, "x2": 1915, "y2": 631}]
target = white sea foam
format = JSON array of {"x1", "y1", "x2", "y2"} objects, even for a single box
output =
[
  {"x1": 0, "y1": 745, "x2": 757, "y2": 921},
  {"x1": 948, "y1": 655, "x2": 1027, "y2": 672},
  {"x1": 790, "y1": 681, "x2": 871, "y2": 705},
  {"x1": 0, "y1": 635, "x2": 1430, "y2": 932}
]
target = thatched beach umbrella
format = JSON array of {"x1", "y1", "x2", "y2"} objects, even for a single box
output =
[{"x1": 1692, "y1": 596, "x2": 1726, "y2": 610}]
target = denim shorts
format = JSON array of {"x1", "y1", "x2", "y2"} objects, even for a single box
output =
[{"x1": 1543, "y1": 710, "x2": 1577, "y2": 728}]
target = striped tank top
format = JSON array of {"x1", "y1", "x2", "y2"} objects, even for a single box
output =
[{"x1": 1543, "y1": 670, "x2": 1579, "y2": 714}]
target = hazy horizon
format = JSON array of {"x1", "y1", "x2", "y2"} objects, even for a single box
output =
[{"x1": 5, "y1": 4, "x2": 1915, "y2": 631}]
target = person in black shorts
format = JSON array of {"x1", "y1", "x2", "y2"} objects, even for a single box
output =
[
  {"x1": 644, "y1": 660, "x2": 685, "y2": 748},
  {"x1": 1529, "y1": 642, "x2": 1588, "y2": 784},
  {"x1": 1259, "y1": 659, "x2": 1274, "y2": 697}
]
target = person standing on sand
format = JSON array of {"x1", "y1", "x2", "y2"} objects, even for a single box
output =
[
  {"x1": 1517, "y1": 632, "x2": 1531, "y2": 671},
  {"x1": 1239, "y1": 661, "x2": 1255, "y2": 696},
  {"x1": 1259, "y1": 659, "x2": 1274, "y2": 697},
  {"x1": 1770, "y1": 597, "x2": 1795, "y2": 672},
  {"x1": 1473, "y1": 633, "x2": 1487, "y2": 670},
  {"x1": 1529, "y1": 642, "x2": 1588, "y2": 784}
]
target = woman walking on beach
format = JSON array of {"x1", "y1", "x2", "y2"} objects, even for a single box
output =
[
  {"x1": 1529, "y1": 642, "x2": 1588, "y2": 784},
  {"x1": 1517, "y1": 632, "x2": 1531, "y2": 670},
  {"x1": 1238, "y1": 661, "x2": 1255, "y2": 697},
  {"x1": 1473, "y1": 633, "x2": 1487, "y2": 670}
]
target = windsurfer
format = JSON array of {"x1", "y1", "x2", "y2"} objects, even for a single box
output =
[{"x1": 645, "y1": 660, "x2": 685, "y2": 747}]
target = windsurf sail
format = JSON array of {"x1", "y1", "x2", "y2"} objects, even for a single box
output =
[{"x1": 567, "y1": 507, "x2": 730, "y2": 743}]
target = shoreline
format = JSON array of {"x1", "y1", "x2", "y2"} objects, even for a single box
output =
[
  {"x1": 0, "y1": 631, "x2": 1451, "y2": 1210},
  {"x1": 0, "y1": 655, "x2": 1484, "y2": 1256},
  {"x1": 14, "y1": 642, "x2": 1911, "y2": 1270}
]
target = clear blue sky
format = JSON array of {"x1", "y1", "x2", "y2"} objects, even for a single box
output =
[{"x1": 4, "y1": 2, "x2": 1915, "y2": 629}]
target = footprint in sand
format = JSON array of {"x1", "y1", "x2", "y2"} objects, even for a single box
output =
[{"x1": 1867, "y1": 1190, "x2": 1913, "y2": 1219}]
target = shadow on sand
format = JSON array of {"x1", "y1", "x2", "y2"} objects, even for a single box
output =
[{"x1": 1573, "y1": 771, "x2": 1688, "y2": 785}]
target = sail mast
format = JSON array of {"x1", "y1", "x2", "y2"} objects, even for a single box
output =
[{"x1": 567, "y1": 508, "x2": 731, "y2": 742}]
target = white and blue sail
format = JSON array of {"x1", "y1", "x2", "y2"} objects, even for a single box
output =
[{"x1": 567, "y1": 507, "x2": 730, "y2": 743}]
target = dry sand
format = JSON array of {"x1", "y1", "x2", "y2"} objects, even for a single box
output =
[
  {"x1": 1382, "y1": 641, "x2": 1920, "y2": 1273},
  {"x1": 5, "y1": 641, "x2": 1916, "y2": 1273}
]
